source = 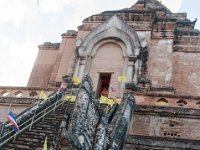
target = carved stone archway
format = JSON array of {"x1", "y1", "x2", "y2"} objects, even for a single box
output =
[{"x1": 74, "y1": 15, "x2": 147, "y2": 97}]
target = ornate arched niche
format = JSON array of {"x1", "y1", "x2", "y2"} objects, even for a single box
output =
[{"x1": 74, "y1": 15, "x2": 146, "y2": 97}]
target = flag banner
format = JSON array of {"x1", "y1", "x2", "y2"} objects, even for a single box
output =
[
  {"x1": 64, "y1": 95, "x2": 76, "y2": 102},
  {"x1": 157, "y1": 100, "x2": 168, "y2": 106},
  {"x1": 39, "y1": 90, "x2": 48, "y2": 100},
  {"x1": 109, "y1": 84, "x2": 116, "y2": 92},
  {"x1": 56, "y1": 82, "x2": 66, "y2": 94},
  {"x1": 7, "y1": 111, "x2": 19, "y2": 132},
  {"x1": 60, "y1": 82, "x2": 66, "y2": 90},
  {"x1": 43, "y1": 137, "x2": 47, "y2": 150},
  {"x1": 73, "y1": 76, "x2": 81, "y2": 85},
  {"x1": 100, "y1": 95, "x2": 115, "y2": 107},
  {"x1": 106, "y1": 98, "x2": 115, "y2": 107},
  {"x1": 100, "y1": 95, "x2": 108, "y2": 103},
  {"x1": 117, "y1": 76, "x2": 128, "y2": 82}
]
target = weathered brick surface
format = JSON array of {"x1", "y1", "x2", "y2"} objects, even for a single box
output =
[
  {"x1": 89, "y1": 43, "x2": 124, "y2": 98},
  {"x1": 147, "y1": 39, "x2": 174, "y2": 87},
  {"x1": 26, "y1": 0, "x2": 200, "y2": 99},
  {"x1": 130, "y1": 113, "x2": 200, "y2": 140},
  {"x1": 27, "y1": 47, "x2": 59, "y2": 87},
  {"x1": 55, "y1": 37, "x2": 76, "y2": 82},
  {"x1": 128, "y1": 105, "x2": 200, "y2": 142},
  {"x1": 15, "y1": 1, "x2": 200, "y2": 148},
  {"x1": 172, "y1": 52, "x2": 200, "y2": 96}
]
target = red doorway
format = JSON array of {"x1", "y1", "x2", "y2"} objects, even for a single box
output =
[{"x1": 96, "y1": 73, "x2": 112, "y2": 98}]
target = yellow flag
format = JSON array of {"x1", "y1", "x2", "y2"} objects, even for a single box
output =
[
  {"x1": 107, "y1": 98, "x2": 115, "y2": 107},
  {"x1": 100, "y1": 95, "x2": 115, "y2": 107},
  {"x1": 157, "y1": 101, "x2": 168, "y2": 106},
  {"x1": 73, "y1": 76, "x2": 81, "y2": 85},
  {"x1": 43, "y1": 137, "x2": 47, "y2": 150},
  {"x1": 39, "y1": 90, "x2": 48, "y2": 100},
  {"x1": 64, "y1": 95, "x2": 76, "y2": 102},
  {"x1": 100, "y1": 95, "x2": 108, "y2": 104},
  {"x1": 117, "y1": 76, "x2": 128, "y2": 82}
]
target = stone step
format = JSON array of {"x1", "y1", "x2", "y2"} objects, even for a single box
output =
[
  {"x1": 18, "y1": 134, "x2": 44, "y2": 140},
  {"x1": 5, "y1": 143, "x2": 33, "y2": 149},
  {"x1": 2, "y1": 101, "x2": 74, "y2": 149}
]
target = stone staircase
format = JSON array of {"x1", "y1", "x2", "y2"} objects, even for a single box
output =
[{"x1": 1, "y1": 101, "x2": 75, "y2": 150}]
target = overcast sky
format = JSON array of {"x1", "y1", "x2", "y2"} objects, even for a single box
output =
[{"x1": 0, "y1": 0, "x2": 199, "y2": 86}]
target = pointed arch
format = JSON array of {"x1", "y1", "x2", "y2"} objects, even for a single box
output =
[
  {"x1": 74, "y1": 16, "x2": 147, "y2": 98},
  {"x1": 78, "y1": 15, "x2": 144, "y2": 58}
]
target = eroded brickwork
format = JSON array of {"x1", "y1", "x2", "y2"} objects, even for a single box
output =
[
  {"x1": 4, "y1": 0, "x2": 200, "y2": 149},
  {"x1": 27, "y1": 0, "x2": 200, "y2": 98},
  {"x1": 89, "y1": 43, "x2": 124, "y2": 98}
]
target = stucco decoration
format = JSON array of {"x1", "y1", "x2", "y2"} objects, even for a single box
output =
[
  {"x1": 74, "y1": 15, "x2": 148, "y2": 94},
  {"x1": 78, "y1": 15, "x2": 145, "y2": 58}
]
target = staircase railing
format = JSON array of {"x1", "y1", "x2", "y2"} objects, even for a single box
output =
[{"x1": 0, "y1": 96, "x2": 66, "y2": 147}]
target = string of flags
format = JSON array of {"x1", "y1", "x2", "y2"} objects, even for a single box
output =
[{"x1": 37, "y1": 75, "x2": 127, "y2": 106}]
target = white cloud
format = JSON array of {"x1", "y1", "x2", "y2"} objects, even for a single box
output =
[
  {"x1": 0, "y1": 0, "x2": 72, "y2": 26},
  {"x1": 0, "y1": 34, "x2": 39, "y2": 86},
  {"x1": 0, "y1": 0, "x2": 26, "y2": 26},
  {"x1": 38, "y1": 0, "x2": 72, "y2": 14},
  {"x1": 65, "y1": 0, "x2": 137, "y2": 30},
  {"x1": 0, "y1": 0, "x2": 185, "y2": 86},
  {"x1": 64, "y1": 0, "x2": 183, "y2": 30}
]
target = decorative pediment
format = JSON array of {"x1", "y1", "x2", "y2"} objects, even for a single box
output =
[{"x1": 77, "y1": 15, "x2": 146, "y2": 58}]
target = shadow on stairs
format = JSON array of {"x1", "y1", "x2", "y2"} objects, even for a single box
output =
[{"x1": 2, "y1": 102, "x2": 75, "y2": 150}]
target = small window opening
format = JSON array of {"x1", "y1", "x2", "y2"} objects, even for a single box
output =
[
  {"x1": 177, "y1": 99, "x2": 187, "y2": 106},
  {"x1": 29, "y1": 91, "x2": 38, "y2": 97},
  {"x1": 14, "y1": 91, "x2": 22, "y2": 97},
  {"x1": 1, "y1": 90, "x2": 9, "y2": 97},
  {"x1": 157, "y1": 97, "x2": 168, "y2": 106},
  {"x1": 196, "y1": 102, "x2": 200, "y2": 107}
]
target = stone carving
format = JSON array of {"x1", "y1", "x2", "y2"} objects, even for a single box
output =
[{"x1": 61, "y1": 75, "x2": 135, "y2": 150}]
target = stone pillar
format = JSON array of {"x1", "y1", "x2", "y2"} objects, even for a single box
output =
[
  {"x1": 78, "y1": 59, "x2": 86, "y2": 80},
  {"x1": 74, "y1": 58, "x2": 80, "y2": 78},
  {"x1": 83, "y1": 56, "x2": 92, "y2": 75},
  {"x1": 133, "y1": 59, "x2": 139, "y2": 85},
  {"x1": 127, "y1": 61, "x2": 134, "y2": 82},
  {"x1": 120, "y1": 57, "x2": 129, "y2": 97}
]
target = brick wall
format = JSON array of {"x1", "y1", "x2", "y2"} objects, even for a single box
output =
[
  {"x1": 89, "y1": 43, "x2": 124, "y2": 98},
  {"x1": 55, "y1": 37, "x2": 76, "y2": 82},
  {"x1": 27, "y1": 45, "x2": 59, "y2": 87},
  {"x1": 129, "y1": 106, "x2": 200, "y2": 140},
  {"x1": 172, "y1": 52, "x2": 200, "y2": 96},
  {"x1": 147, "y1": 39, "x2": 173, "y2": 88}
]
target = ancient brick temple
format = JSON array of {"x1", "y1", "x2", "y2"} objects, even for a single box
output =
[{"x1": 1, "y1": 0, "x2": 200, "y2": 149}]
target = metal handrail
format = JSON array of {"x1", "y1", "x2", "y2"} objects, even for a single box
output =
[{"x1": 0, "y1": 97, "x2": 66, "y2": 147}]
